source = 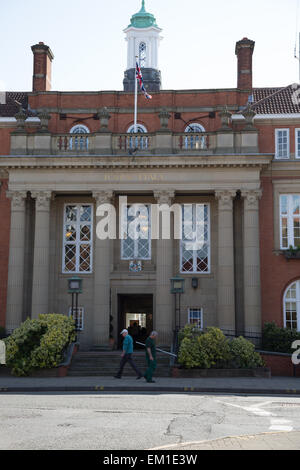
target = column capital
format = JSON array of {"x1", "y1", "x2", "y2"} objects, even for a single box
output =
[
  {"x1": 93, "y1": 190, "x2": 114, "y2": 205},
  {"x1": 153, "y1": 190, "x2": 175, "y2": 205},
  {"x1": 215, "y1": 190, "x2": 236, "y2": 210},
  {"x1": 6, "y1": 190, "x2": 27, "y2": 210},
  {"x1": 241, "y1": 189, "x2": 262, "y2": 210},
  {"x1": 31, "y1": 190, "x2": 52, "y2": 211}
]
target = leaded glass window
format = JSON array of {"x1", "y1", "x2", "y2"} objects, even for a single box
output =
[
  {"x1": 280, "y1": 195, "x2": 300, "y2": 249},
  {"x1": 63, "y1": 204, "x2": 93, "y2": 273},
  {"x1": 121, "y1": 204, "x2": 151, "y2": 260},
  {"x1": 284, "y1": 281, "x2": 300, "y2": 330},
  {"x1": 180, "y1": 204, "x2": 210, "y2": 273}
]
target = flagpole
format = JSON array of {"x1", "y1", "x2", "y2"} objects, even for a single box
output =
[{"x1": 134, "y1": 55, "x2": 139, "y2": 134}]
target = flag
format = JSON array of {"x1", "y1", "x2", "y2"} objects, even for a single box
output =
[{"x1": 136, "y1": 62, "x2": 152, "y2": 100}]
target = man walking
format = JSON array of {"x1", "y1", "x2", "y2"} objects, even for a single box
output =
[
  {"x1": 114, "y1": 329, "x2": 142, "y2": 379},
  {"x1": 144, "y1": 331, "x2": 158, "y2": 383}
]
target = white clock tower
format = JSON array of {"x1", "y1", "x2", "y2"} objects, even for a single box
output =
[{"x1": 123, "y1": 0, "x2": 162, "y2": 92}]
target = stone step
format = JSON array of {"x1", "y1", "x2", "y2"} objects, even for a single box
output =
[{"x1": 67, "y1": 351, "x2": 172, "y2": 377}]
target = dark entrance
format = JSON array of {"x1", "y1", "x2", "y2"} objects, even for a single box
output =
[{"x1": 118, "y1": 294, "x2": 153, "y2": 349}]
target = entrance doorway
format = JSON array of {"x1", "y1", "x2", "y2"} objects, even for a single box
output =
[{"x1": 118, "y1": 294, "x2": 153, "y2": 349}]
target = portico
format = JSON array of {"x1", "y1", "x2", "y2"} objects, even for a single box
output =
[{"x1": 2, "y1": 151, "x2": 271, "y2": 348}]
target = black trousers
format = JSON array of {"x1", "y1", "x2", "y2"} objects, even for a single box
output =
[{"x1": 115, "y1": 353, "x2": 142, "y2": 377}]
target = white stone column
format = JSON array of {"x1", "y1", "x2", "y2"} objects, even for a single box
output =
[
  {"x1": 31, "y1": 191, "x2": 52, "y2": 318},
  {"x1": 93, "y1": 190, "x2": 114, "y2": 346},
  {"x1": 215, "y1": 190, "x2": 236, "y2": 332},
  {"x1": 241, "y1": 189, "x2": 263, "y2": 335},
  {"x1": 6, "y1": 190, "x2": 27, "y2": 332},
  {"x1": 153, "y1": 190, "x2": 175, "y2": 346}
]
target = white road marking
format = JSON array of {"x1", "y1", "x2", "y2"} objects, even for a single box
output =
[
  {"x1": 269, "y1": 419, "x2": 294, "y2": 432},
  {"x1": 216, "y1": 399, "x2": 295, "y2": 433}
]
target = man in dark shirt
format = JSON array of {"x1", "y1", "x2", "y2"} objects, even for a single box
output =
[{"x1": 144, "y1": 331, "x2": 158, "y2": 383}]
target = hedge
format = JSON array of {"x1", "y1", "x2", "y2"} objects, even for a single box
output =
[
  {"x1": 262, "y1": 322, "x2": 300, "y2": 354},
  {"x1": 178, "y1": 326, "x2": 264, "y2": 369},
  {"x1": 4, "y1": 314, "x2": 76, "y2": 376}
]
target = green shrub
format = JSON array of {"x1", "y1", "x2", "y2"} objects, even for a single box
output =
[
  {"x1": 178, "y1": 324, "x2": 201, "y2": 344},
  {"x1": 178, "y1": 327, "x2": 231, "y2": 369},
  {"x1": 178, "y1": 325, "x2": 265, "y2": 370},
  {"x1": 178, "y1": 337, "x2": 209, "y2": 369},
  {"x1": 197, "y1": 327, "x2": 232, "y2": 369},
  {"x1": 262, "y1": 322, "x2": 300, "y2": 354},
  {"x1": 4, "y1": 314, "x2": 75, "y2": 376},
  {"x1": 229, "y1": 336, "x2": 264, "y2": 369}
]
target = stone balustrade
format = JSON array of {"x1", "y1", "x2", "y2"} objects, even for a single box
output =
[{"x1": 9, "y1": 129, "x2": 259, "y2": 156}]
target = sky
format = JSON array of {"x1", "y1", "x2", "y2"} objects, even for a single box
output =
[{"x1": 1, "y1": 0, "x2": 300, "y2": 92}]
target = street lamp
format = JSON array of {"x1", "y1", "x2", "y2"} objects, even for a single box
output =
[
  {"x1": 170, "y1": 276, "x2": 185, "y2": 331},
  {"x1": 68, "y1": 277, "x2": 82, "y2": 336}
]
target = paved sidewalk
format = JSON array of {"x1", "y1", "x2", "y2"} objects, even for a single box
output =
[
  {"x1": 0, "y1": 374, "x2": 299, "y2": 394},
  {"x1": 151, "y1": 431, "x2": 300, "y2": 450}
]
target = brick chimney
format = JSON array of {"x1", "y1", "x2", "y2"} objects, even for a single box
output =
[
  {"x1": 235, "y1": 38, "x2": 255, "y2": 90},
  {"x1": 31, "y1": 42, "x2": 54, "y2": 92}
]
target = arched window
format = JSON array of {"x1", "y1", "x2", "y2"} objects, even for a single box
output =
[
  {"x1": 185, "y1": 123, "x2": 206, "y2": 133},
  {"x1": 127, "y1": 124, "x2": 148, "y2": 133},
  {"x1": 139, "y1": 42, "x2": 146, "y2": 68},
  {"x1": 70, "y1": 124, "x2": 90, "y2": 134},
  {"x1": 69, "y1": 124, "x2": 90, "y2": 151},
  {"x1": 284, "y1": 280, "x2": 300, "y2": 330},
  {"x1": 184, "y1": 123, "x2": 206, "y2": 150},
  {"x1": 126, "y1": 124, "x2": 148, "y2": 150}
]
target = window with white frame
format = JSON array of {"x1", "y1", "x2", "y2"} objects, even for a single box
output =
[
  {"x1": 127, "y1": 124, "x2": 148, "y2": 133},
  {"x1": 295, "y1": 129, "x2": 300, "y2": 159},
  {"x1": 184, "y1": 123, "x2": 207, "y2": 150},
  {"x1": 126, "y1": 124, "x2": 148, "y2": 149},
  {"x1": 63, "y1": 204, "x2": 93, "y2": 273},
  {"x1": 68, "y1": 306, "x2": 84, "y2": 331},
  {"x1": 69, "y1": 124, "x2": 90, "y2": 151},
  {"x1": 284, "y1": 280, "x2": 300, "y2": 331},
  {"x1": 180, "y1": 204, "x2": 210, "y2": 273},
  {"x1": 185, "y1": 123, "x2": 205, "y2": 133},
  {"x1": 275, "y1": 129, "x2": 290, "y2": 159},
  {"x1": 70, "y1": 124, "x2": 90, "y2": 134},
  {"x1": 121, "y1": 204, "x2": 151, "y2": 260},
  {"x1": 188, "y1": 308, "x2": 203, "y2": 329},
  {"x1": 280, "y1": 195, "x2": 300, "y2": 249}
]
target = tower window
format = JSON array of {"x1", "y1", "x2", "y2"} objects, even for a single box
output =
[{"x1": 139, "y1": 42, "x2": 146, "y2": 68}]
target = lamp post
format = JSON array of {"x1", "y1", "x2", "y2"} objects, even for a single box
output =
[
  {"x1": 170, "y1": 276, "x2": 185, "y2": 331},
  {"x1": 68, "y1": 277, "x2": 82, "y2": 339}
]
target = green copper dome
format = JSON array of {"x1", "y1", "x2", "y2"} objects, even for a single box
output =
[{"x1": 128, "y1": 0, "x2": 158, "y2": 28}]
